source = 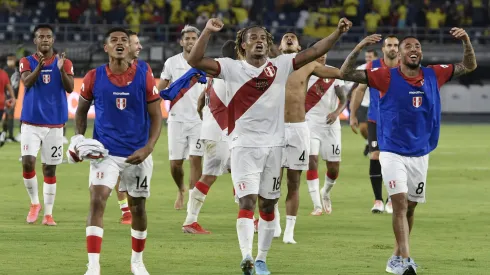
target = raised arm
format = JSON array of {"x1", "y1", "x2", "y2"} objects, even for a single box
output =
[
  {"x1": 348, "y1": 83, "x2": 367, "y2": 134},
  {"x1": 339, "y1": 34, "x2": 382, "y2": 84},
  {"x1": 311, "y1": 64, "x2": 341, "y2": 79},
  {"x1": 450, "y1": 28, "x2": 477, "y2": 77},
  {"x1": 294, "y1": 18, "x2": 352, "y2": 69},
  {"x1": 187, "y1": 19, "x2": 224, "y2": 76}
]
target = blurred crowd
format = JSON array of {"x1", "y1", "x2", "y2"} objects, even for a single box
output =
[{"x1": 0, "y1": 0, "x2": 489, "y2": 40}]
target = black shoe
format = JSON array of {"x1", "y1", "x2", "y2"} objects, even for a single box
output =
[{"x1": 363, "y1": 144, "x2": 369, "y2": 156}]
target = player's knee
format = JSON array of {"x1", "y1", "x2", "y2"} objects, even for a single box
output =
[
  {"x1": 258, "y1": 197, "x2": 278, "y2": 213},
  {"x1": 170, "y1": 160, "x2": 183, "y2": 171},
  {"x1": 391, "y1": 194, "x2": 408, "y2": 214},
  {"x1": 22, "y1": 156, "x2": 36, "y2": 172},
  {"x1": 238, "y1": 195, "x2": 256, "y2": 211},
  {"x1": 407, "y1": 202, "x2": 417, "y2": 217},
  {"x1": 326, "y1": 162, "x2": 340, "y2": 178},
  {"x1": 370, "y1": 151, "x2": 380, "y2": 160},
  {"x1": 200, "y1": 175, "x2": 217, "y2": 186},
  {"x1": 42, "y1": 165, "x2": 56, "y2": 177}
]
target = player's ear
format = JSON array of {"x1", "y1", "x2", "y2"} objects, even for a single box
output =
[
  {"x1": 103, "y1": 44, "x2": 108, "y2": 53},
  {"x1": 179, "y1": 39, "x2": 184, "y2": 47}
]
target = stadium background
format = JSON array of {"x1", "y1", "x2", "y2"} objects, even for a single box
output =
[
  {"x1": 0, "y1": 1, "x2": 489, "y2": 275},
  {"x1": 1, "y1": 0, "x2": 489, "y2": 120}
]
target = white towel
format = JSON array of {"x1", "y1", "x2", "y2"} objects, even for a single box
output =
[{"x1": 67, "y1": 135, "x2": 109, "y2": 164}]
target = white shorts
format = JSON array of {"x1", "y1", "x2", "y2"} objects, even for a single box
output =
[
  {"x1": 282, "y1": 122, "x2": 310, "y2": 170},
  {"x1": 168, "y1": 121, "x2": 204, "y2": 160},
  {"x1": 20, "y1": 124, "x2": 64, "y2": 165},
  {"x1": 309, "y1": 125, "x2": 341, "y2": 162},
  {"x1": 379, "y1": 152, "x2": 429, "y2": 203},
  {"x1": 202, "y1": 139, "x2": 230, "y2": 176},
  {"x1": 231, "y1": 146, "x2": 282, "y2": 200},
  {"x1": 89, "y1": 154, "x2": 153, "y2": 198}
]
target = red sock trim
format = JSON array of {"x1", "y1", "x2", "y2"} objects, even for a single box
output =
[
  {"x1": 23, "y1": 171, "x2": 36, "y2": 179},
  {"x1": 306, "y1": 170, "x2": 318, "y2": 180},
  {"x1": 195, "y1": 181, "x2": 210, "y2": 195},
  {"x1": 326, "y1": 171, "x2": 338, "y2": 180},
  {"x1": 121, "y1": 207, "x2": 130, "y2": 212},
  {"x1": 132, "y1": 237, "x2": 146, "y2": 253},
  {"x1": 86, "y1": 236, "x2": 102, "y2": 253},
  {"x1": 259, "y1": 211, "x2": 275, "y2": 221},
  {"x1": 237, "y1": 209, "x2": 254, "y2": 219},
  {"x1": 44, "y1": 176, "x2": 56, "y2": 184}
]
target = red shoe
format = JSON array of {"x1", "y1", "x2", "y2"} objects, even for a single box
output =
[
  {"x1": 42, "y1": 215, "x2": 57, "y2": 226},
  {"x1": 26, "y1": 204, "x2": 41, "y2": 224},
  {"x1": 182, "y1": 222, "x2": 211, "y2": 234},
  {"x1": 120, "y1": 212, "x2": 132, "y2": 225}
]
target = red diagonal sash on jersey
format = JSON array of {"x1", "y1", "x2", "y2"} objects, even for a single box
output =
[
  {"x1": 228, "y1": 62, "x2": 277, "y2": 134},
  {"x1": 169, "y1": 76, "x2": 199, "y2": 110},
  {"x1": 305, "y1": 78, "x2": 335, "y2": 113},
  {"x1": 206, "y1": 78, "x2": 228, "y2": 130}
]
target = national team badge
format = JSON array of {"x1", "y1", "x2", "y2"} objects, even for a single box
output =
[
  {"x1": 23, "y1": 145, "x2": 28, "y2": 151},
  {"x1": 264, "y1": 66, "x2": 276, "y2": 77},
  {"x1": 413, "y1": 96, "x2": 422, "y2": 108},
  {"x1": 96, "y1": 172, "x2": 104, "y2": 179},
  {"x1": 389, "y1": 180, "x2": 396, "y2": 189},
  {"x1": 116, "y1": 98, "x2": 127, "y2": 110},
  {"x1": 238, "y1": 182, "x2": 246, "y2": 191},
  {"x1": 42, "y1": 74, "x2": 50, "y2": 84}
]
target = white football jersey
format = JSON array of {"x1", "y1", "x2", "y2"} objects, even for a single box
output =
[
  {"x1": 201, "y1": 77, "x2": 228, "y2": 142},
  {"x1": 305, "y1": 72, "x2": 345, "y2": 129},
  {"x1": 160, "y1": 53, "x2": 206, "y2": 122},
  {"x1": 344, "y1": 63, "x2": 370, "y2": 107},
  {"x1": 216, "y1": 54, "x2": 296, "y2": 148}
]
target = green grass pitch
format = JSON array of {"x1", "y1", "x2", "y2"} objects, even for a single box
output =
[{"x1": 0, "y1": 123, "x2": 489, "y2": 274}]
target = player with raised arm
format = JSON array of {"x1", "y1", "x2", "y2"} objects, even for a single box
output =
[
  {"x1": 344, "y1": 49, "x2": 377, "y2": 156},
  {"x1": 188, "y1": 18, "x2": 351, "y2": 274},
  {"x1": 349, "y1": 35, "x2": 400, "y2": 214},
  {"x1": 158, "y1": 25, "x2": 206, "y2": 210},
  {"x1": 340, "y1": 29, "x2": 476, "y2": 275},
  {"x1": 274, "y1": 33, "x2": 343, "y2": 244},
  {"x1": 181, "y1": 40, "x2": 236, "y2": 234},
  {"x1": 304, "y1": 48, "x2": 347, "y2": 217},
  {"x1": 19, "y1": 24, "x2": 74, "y2": 225},
  {"x1": 75, "y1": 28, "x2": 162, "y2": 275}
]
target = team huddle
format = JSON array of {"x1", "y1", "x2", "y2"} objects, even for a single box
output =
[{"x1": 16, "y1": 17, "x2": 476, "y2": 275}]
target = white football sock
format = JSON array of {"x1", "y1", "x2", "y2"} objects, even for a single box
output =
[
  {"x1": 307, "y1": 178, "x2": 322, "y2": 209},
  {"x1": 284, "y1": 215, "x2": 296, "y2": 238},
  {"x1": 184, "y1": 187, "x2": 206, "y2": 226},
  {"x1": 131, "y1": 229, "x2": 147, "y2": 263},
  {"x1": 43, "y1": 181, "x2": 56, "y2": 215},
  {"x1": 236, "y1": 217, "x2": 254, "y2": 259},
  {"x1": 23, "y1": 174, "x2": 39, "y2": 204},
  {"x1": 324, "y1": 176, "x2": 336, "y2": 194},
  {"x1": 256, "y1": 217, "x2": 275, "y2": 262}
]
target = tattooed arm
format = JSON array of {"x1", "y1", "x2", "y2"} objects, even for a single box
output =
[
  {"x1": 450, "y1": 28, "x2": 477, "y2": 77},
  {"x1": 340, "y1": 34, "x2": 382, "y2": 84}
]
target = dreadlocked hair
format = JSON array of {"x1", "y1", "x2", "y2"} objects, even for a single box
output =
[{"x1": 235, "y1": 26, "x2": 274, "y2": 60}]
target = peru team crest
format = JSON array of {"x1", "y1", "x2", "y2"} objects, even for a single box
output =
[
  {"x1": 116, "y1": 98, "x2": 127, "y2": 110},
  {"x1": 264, "y1": 66, "x2": 276, "y2": 77},
  {"x1": 389, "y1": 180, "x2": 396, "y2": 189},
  {"x1": 412, "y1": 96, "x2": 422, "y2": 108},
  {"x1": 42, "y1": 74, "x2": 50, "y2": 84}
]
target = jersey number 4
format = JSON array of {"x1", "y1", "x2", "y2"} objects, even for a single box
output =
[
  {"x1": 136, "y1": 176, "x2": 148, "y2": 189},
  {"x1": 299, "y1": 150, "x2": 306, "y2": 162}
]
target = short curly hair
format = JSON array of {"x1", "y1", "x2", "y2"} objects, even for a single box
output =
[{"x1": 235, "y1": 26, "x2": 274, "y2": 59}]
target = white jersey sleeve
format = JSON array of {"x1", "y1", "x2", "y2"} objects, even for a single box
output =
[{"x1": 160, "y1": 59, "x2": 172, "y2": 80}]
